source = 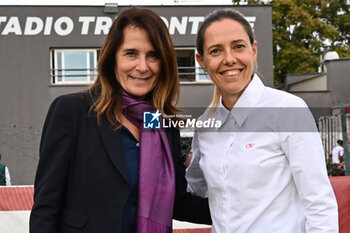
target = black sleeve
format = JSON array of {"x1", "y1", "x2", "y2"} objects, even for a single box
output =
[
  {"x1": 30, "y1": 96, "x2": 73, "y2": 233},
  {"x1": 170, "y1": 129, "x2": 212, "y2": 224}
]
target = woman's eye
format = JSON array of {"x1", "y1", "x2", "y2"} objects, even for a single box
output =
[
  {"x1": 235, "y1": 44, "x2": 245, "y2": 49},
  {"x1": 123, "y1": 49, "x2": 137, "y2": 56},
  {"x1": 210, "y1": 48, "x2": 220, "y2": 55},
  {"x1": 125, "y1": 51, "x2": 136, "y2": 56},
  {"x1": 148, "y1": 52, "x2": 158, "y2": 57},
  {"x1": 148, "y1": 51, "x2": 159, "y2": 60}
]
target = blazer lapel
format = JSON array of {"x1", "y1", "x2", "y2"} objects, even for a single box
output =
[
  {"x1": 97, "y1": 117, "x2": 129, "y2": 183},
  {"x1": 97, "y1": 116, "x2": 178, "y2": 184}
]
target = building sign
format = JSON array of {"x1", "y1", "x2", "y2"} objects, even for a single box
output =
[{"x1": 0, "y1": 15, "x2": 256, "y2": 36}]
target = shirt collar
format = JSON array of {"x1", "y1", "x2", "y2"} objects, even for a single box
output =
[
  {"x1": 212, "y1": 74, "x2": 265, "y2": 128},
  {"x1": 213, "y1": 101, "x2": 230, "y2": 127}
]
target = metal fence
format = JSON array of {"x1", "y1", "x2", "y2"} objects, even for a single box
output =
[
  {"x1": 317, "y1": 107, "x2": 350, "y2": 176},
  {"x1": 180, "y1": 136, "x2": 193, "y2": 165},
  {"x1": 318, "y1": 114, "x2": 343, "y2": 158}
]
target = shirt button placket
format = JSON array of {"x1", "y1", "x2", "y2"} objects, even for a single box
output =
[{"x1": 223, "y1": 132, "x2": 235, "y2": 233}]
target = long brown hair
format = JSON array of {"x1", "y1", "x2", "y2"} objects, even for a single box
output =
[{"x1": 89, "y1": 7, "x2": 180, "y2": 128}]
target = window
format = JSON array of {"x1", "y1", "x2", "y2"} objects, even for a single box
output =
[
  {"x1": 51, "y1": 49, "x2": 98, "y2": 85},
  {"x1": 51, "y1": 48, "x2": 210, "y2": 85},
  {"x1": 175, "y1": 48, "x2": 211, "y2": 83}
]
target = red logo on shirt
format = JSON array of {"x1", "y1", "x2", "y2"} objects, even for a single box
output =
[{"x1": 245, "y1": 143, "x2": 255, "y2": 149}]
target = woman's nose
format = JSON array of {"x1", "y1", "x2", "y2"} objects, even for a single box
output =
[
  {"x1": 136, "y1": 56, "x2": 149, "y2": 73},
  {"x1": 223, "y1": 51, "x2": 237, "y2": 65}
]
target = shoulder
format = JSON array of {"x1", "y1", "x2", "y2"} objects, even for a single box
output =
[
  {"x1": 261, "y1": 87, "x2": 308, "y2": 108},
  {"x1": 45, "y1": 91, "x2": 94, "y2": 123},
  {"x1": 50, "y1": 91, "x2": 92, "y2": 112},
  {"x1": 54, "y1": 91, "x2": 91, "y2": 106},
  {"x1": 196, "y1": 108, "x2": 212, "y2": 122},
  {"x1": 261, "y1": 87, "x2": 318, "y2": 131}
]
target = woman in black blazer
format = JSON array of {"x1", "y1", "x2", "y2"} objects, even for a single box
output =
[{"x1": 30, "y1": 8, "x2": 211, "y2": 233}]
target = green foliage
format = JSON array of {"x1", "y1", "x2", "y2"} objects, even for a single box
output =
[{"x1": 232, "y1": 0, "x2": 350, "y2": 83}]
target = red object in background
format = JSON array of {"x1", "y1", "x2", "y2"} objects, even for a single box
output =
[
  {"x1": 345, "y1": 106, "x2": 350, "y2": 114},
  {"x1": 173, "y1": 229, "x2": 211, "y2": 233},
  {"x1": 330, "y1": 176, "x2": 350, "y2": 233},
  {"x1": 0, "y1": 186, "x2": 33, "y2": 211},
  {"x1": 2, "y1": 179, "x2": 350, "y2": 233},
  {"x1": 0, "y1": 186, "x2": 211, "y2": 232}
]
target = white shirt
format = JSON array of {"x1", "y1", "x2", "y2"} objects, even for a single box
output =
[
  {"x1": 186, "y1": 75, "x2": 338, "y2": 233},
  {"x1": 332, "y1": 145, "x2": 344, "y2": 164},
  {"x1": 1, "y1": 165, "x2": 11, "y2": 186},
  {"x1": 5, "y1": 166, "x2": 11, "y2": 186}
]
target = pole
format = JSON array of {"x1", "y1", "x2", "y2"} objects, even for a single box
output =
[{"x1": 340, "y1": 105, "x2": 349, "y2": 176}]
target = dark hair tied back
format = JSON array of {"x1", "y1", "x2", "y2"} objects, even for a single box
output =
[{"x1": 196, "y1": 8, "x2": 255, "y2": 56}]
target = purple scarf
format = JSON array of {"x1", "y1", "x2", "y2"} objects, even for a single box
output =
[{"x1": 121, "y1": 90, "x2": 175, "y2": 233}]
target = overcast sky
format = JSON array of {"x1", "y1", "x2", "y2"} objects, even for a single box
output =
[{"x1": 0, "y1": 0, "x2": 234, "y2": 6}]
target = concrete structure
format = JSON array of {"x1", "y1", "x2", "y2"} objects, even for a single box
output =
[
  {"x1": 285, "y1": 58, "x2": 350, "y2": 120},
  {"x1": 285, "y1": 57, "x2": 350, "y2": 158},
  {"x1": 0, "y1": 5, "x2": 273, "y2": 184}
]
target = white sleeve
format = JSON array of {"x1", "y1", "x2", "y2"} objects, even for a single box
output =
[
  {"x1": 5, "y1": 166, "x2": 11, "y2": 186},
  {"x1": 185, "y1": 130, "x2": 208, "y2": 198},
  {"x1": 280, "y1": 103, "x2": 338, "y2": 233}
]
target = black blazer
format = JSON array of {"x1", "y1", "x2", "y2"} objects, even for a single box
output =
[{"x1": 30, "y1": 92, "x2": 211, "y2": 233}]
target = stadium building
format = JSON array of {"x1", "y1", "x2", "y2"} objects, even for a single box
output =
[{"x1": 0, "y1": 4, "x2": 273, "y2": 185}]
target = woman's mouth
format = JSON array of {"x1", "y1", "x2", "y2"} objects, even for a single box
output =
[
  {"x1": 220, "y1": 69, "x2": 242, "y2": 77},
  {"x1": 129, "y1": 75, "x2": 152, "y2": 82}
]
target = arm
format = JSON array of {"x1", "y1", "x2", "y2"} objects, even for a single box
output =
[
  {"x1": 339, "y1": 147, "x2": 344, "y2": 162},
  {"x1": 30, "y1": 96, "x2": 74, "y2": 233},
  {"x1": 280, "y1": 104, "x2": 338, "y2": 233},
  {"x1": 5, "y1": 166, "x2": 11, "y2": 186},
  {"x1": 171, "y1": 129, "x2": 211, "y2": 224},
  {"x1": 185, "y1": 130, "x2": 208, "y2": 197}
]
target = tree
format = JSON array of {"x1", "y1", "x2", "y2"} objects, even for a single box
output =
[{"x1": 232, "y1": 0, "x2": 350, "y2": 83}]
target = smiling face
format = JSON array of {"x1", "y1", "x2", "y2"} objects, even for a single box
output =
[
  {"x1": 196, "y1": 18, "x2": 257, "y2": 110},
  {"x1": 115, "y1": 25, "x2": 161, "y2": 100}
]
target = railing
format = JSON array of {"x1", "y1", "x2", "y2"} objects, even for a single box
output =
[
  {"x1": 50, "y1": 67, "x2": 209, "y2": 84},
  {"x1": 178, "y1": 66, "x2": 196, "y2": 82},
  {"x1": 318, "y1": 114, "x2": 343, "y2": 157},
  {"x1": 318, "y1": 107, "x2": 350, "y2": 176},
  {"x1": 50, "y1": 68, "x2": 98, "y2": 84}
]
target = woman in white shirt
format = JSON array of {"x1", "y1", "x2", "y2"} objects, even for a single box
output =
[
  {"x1": 331, "y1": 140, "x2": 344, "y2": 165},
  {"x1": 186, "y1": 8, "x2": 338, "y2": 233}
]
